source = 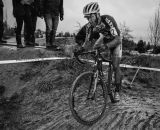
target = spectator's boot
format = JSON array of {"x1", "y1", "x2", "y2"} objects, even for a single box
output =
[
  {"x1": 0, "y1": 40, "x2": 7, "y2": 43},
  {"x1": 24, "y1": 33, "x2": 35, "y2": 47},
  {"x1": 46, "y1": 32, "x2": 52, "y2": 48},
  {"x1": 0, "y1": 36, "x2": 5, "y2": 44},
  {"x1": 30, "y1": 35, "x2": 39, "y2": 46},
  {"x1": 50, "y1": 31, "x2": 61, "y2": 51},
  {"x1": 0, "y1": 34, "x2": 7, "y2": 43},
  {"x1": 16, "y1": 35, "x2": 24, "y2": 48},
  {"x1": 0, "y1": 22, "x2": 6, "y2": 44}
]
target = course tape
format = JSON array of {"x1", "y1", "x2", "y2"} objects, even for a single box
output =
[
  {"x1": 0, "y1": 57, "x2": 160, "y2": 72},
  {"x1": 0, "y1": 57, "x2": 71, "y2": 64},
  {"x1": 81, "y1": 59, "x2": 160, "y2": 72}
]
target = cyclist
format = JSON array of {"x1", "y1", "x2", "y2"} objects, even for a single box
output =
[{"x1": 75, "y1": 2, "x2": 122, "y2": 102}]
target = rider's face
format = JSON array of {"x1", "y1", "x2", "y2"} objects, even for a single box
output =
[{"x1": 85, "y1": 13, "x2": 97, "y2": 26}]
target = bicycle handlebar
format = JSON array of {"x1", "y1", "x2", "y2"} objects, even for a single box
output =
[{"x1": 74, "y1": 48, "x2": 111, "y2": 64}]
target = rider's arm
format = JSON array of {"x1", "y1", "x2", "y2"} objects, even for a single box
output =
[
  {"x1": 104, "y1": 16, "x2": 121, "y2": 48},
  {"x1": 108, "y1": 16, "x2": 121, "y2": 36},
  {"x1": 93, "y1": 33, "x2": 105, "y2": 49},
  {"x1": 81, "y1": 23, "x2": 94, "y2": 49},
  {"x1": 75, "y1": 25, "x2": 86, "y2": 46}
]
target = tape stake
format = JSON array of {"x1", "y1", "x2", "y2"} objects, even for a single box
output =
[{"x1": 130, "y1": 66, "x2": 141, "y2": 87}]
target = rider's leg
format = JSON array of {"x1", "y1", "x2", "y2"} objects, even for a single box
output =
[
  {"x1": 111, "y1": 55, "x2": 121, "y2": 102},
  {"x1": 111, "y1": 43, "x2": 122, "y2": 102},
  {"x1": 112, "y1": 43, "x2": 122, "y2": 89},
  {"x1": 112, "y1": 56, "x2": 121, "y2": 92}
]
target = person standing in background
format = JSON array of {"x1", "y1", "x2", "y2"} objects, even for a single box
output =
[
  {"x1": 24, "y1": 0, "x2": 42, "y2": 46},
  {"x1": 0, "y1": 0, "x2": 7, "y2": 44},
  {"x1": 12, "y1": 0, "x2": 34, "y2": 48},
  {"x1": 40, "y1": 0, "x2": 64, "y2": 50}
]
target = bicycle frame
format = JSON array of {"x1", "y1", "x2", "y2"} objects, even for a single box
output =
[
  {"x1": 74, "y1": 49, "x2": 113, "y2": 98},
  {"x1": 93, "y1": 50, "x2": 114, "y2": 97},
  {"x1": 69, "y1": 49, "x2": 116, "y2": 125}
]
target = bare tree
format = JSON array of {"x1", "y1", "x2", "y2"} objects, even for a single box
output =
[
  {"x1": 75, "y1": 22, "x2": 82, "y2": 29},
  {"x1": 119, "y1": 22, "x2": 133, "y2": 40},
  {"x1": 149, "y1": 4, "x2": 160, "y2": 46},
  {"x1": 74, "y1": 22, "x2": 82, "y2": 33}
]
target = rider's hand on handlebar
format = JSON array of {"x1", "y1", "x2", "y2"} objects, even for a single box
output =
[
  {"x1": 74, "y1": 45, "x2": 85, "y2": 54},
  {"x1": 93, "y1": 43, "x2": 106, "y2": 50},
  {"x1": 93, "y1": 43, "x2": 102, "y2": 50},
  {"x1": 93, "y1": 33, "x2": 105, "y2": 50}
]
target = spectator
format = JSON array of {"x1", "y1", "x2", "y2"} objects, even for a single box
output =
[
  {"x1": 0, "y1": 0, "x2": 6, "y2": 44},
  {"x1": 12, "y1": 0, "x2": 34, "y2": 48},
  {"x1": 40, "y1": 0, "x2": 64, "y2": 50},
  {"x1": 24, "y1": 0, "x2": 42, "y2": 46}
]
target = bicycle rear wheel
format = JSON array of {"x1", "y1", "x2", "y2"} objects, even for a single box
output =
[{"x1": 69, "y1": 71, "x2": 107, "y2": 126}]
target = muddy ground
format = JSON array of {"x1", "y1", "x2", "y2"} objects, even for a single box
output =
[{"x1": 0, "y1": 38, "x2": 160, "y2": 130}]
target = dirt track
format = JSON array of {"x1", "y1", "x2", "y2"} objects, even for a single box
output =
[
  {"x1": 0, "y1": 38, "x2": 160, "y2": 130},
  {"x1": 1, "y1": 59, "x2": 160, "y2": 130},
  {"x1": 29, "y1": 82, "x2": 160, "y2": 130}
]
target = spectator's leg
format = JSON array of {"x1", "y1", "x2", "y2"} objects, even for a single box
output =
[
  {"x1": 0, "y1": 6, "x2": 4, "y2": 43},
  {"x1": 31, "y1": 15, "x2": 37, "y2": 44},
  {"x1": 23, "y1": 23, "x2": 28, "y2": 44},
  {"x1": 15, "y1": 16, "x2": 24, "y2": 48},
  {"x1": 44, "y1": 14, "x2": 52, "y2": 47},
  {"x1": 24, "y1": 5, "x2": 34, "y2": 46},
  {"x1": 0, "y1": 21, "x2": 3, "y2": 43},
  {"x1": 50, "y1": 15, "x2": 59, "y2": 46}
]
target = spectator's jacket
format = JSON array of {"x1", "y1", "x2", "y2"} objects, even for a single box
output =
[
  {"x1": 40, "y1": 0, "x2": 63, "y2": 17},
  {"x1": 0, "y1": 0, "x2": 3, "y2": 7},
  {"x1": 31, "y1": 0, "x2": 41, "y2": 17},
  {"x1": 76, "y1": 15, "x2": 120, "y2": 46},
  {"x1": 12, "y1": 0, "x2": 25, "y2": 17},
  {"x1": 12, "y1": 0, "x2": 35, "y2": 17}
]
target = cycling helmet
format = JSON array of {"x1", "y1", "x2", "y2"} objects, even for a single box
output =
[{"x1": 83, "y1": 2, "x2": 100, "y2": 17}]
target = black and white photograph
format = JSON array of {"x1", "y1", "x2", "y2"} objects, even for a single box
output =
[{"x1": 0, "y1": 0, "x2": 160, "y2": 129}]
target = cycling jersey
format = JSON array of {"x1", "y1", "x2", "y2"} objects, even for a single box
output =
[
  {"x1": 76, "y1": 15, "x2": 120, "y2": 45},
  {"x1": 75, "y1": 15, "x2": 122, "y2": 57}
]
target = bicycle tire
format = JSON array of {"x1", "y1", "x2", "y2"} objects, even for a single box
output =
[{"x1": 69, "y1": 71, "x2": 107, "y2": 126}]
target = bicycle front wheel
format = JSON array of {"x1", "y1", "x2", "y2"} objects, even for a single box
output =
[{"x1": 69, "y1": 71, "x2": 107, "y2": 126}]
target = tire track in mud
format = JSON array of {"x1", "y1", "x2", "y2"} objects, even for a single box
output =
[
  {"x1": 6, "y1": 67, "x2": 158, "y2": 130},
  {"x1": 74, "y1": 87, "x2": 160, "y2": 130},
  {"x1": 17, "y1": 83, "x2": 160, "y2": 130},
  {"x1": 30, "y1": 86, "x2": 160, "y2": 130}
]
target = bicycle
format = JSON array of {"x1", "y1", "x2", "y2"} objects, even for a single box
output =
[{"x1": 69, "y1": 48, "x2": 117, "y2": 126}]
